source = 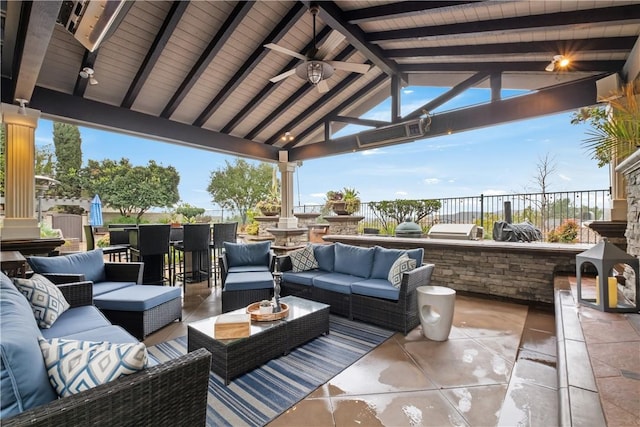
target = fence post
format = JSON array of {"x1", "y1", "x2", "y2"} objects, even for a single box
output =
[{"x1": 480, "y1": 194, "x2": 484, "y2": 229}]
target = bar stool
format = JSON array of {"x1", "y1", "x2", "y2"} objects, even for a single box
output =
[
  {"x1": 173, "y1": 223, "x2": 211, "y2": 290},
  {"x1": 417, "y1": 285, "x2": 456, "y2": 341},
  {"x1": 84, "y1": 225, "x2": 129, "y2": 261},
  {"x1": 129, "y1": 224, "x2": 171, "y2": 285}
]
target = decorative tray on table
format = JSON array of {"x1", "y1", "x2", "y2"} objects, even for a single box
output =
[{"x1": 246, "y1": 302, "x2": 289, "y2": 321}]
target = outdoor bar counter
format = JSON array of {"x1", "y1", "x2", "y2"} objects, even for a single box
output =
[{"x1": 324, "y1": 235, "x2": 593, "y2": 305}]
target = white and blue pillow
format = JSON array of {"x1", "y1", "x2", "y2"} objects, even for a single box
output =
[
  {"x1": 38, "y1": 338, "x2": 148, "y2": 397},
  {"x1": 289, "y1": 245, "x2": 319, "y2": 272},
  {"x1": 12, "y1": 274, "x2": 70, "y2": 328},
  {"x1": 388, "y1": 254, "x2": 417, "y2": 288}
]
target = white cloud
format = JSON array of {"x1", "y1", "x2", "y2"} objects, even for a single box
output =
[
  {"x1": 448, "y1": 179, "x2": 456, "y2": 183},
  {"x1": 395, "y1": 191, "x2": 408, "y2": 196},
  {"x1": 310, "y1": 193, "x2": 325, "y2": 199},
  {"x1": 558, "y1": 173, "x2": 571, "y2": 181},
  {"x1": 403, "y1": 90, "x2": 414, "y2": 94},
  {"x1": 361, "y1": 148, "x2": 384, "y2": 156},
  {"x1": 483, "y1": 189, "x2": 508, "y2": 196},
  {"x1": 424, "y1": 178, "x2": 440, "y2": 185}
]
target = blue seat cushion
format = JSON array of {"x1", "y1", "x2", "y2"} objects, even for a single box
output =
[
  {"x1": 224, "y1": 272, "x2": 274, "y2": 291},
  {"x1": 312, "y1": 273, "x2": 360, "y2": 294},
  {"x1": 313, "y1": 244, "x2": 335, "y2": 272},
  {"x1": 93, "y1": 286, "x2": 181, "y2": 312},
  {"x1": 282, "y1": 270, "x2": 328, "y2": 287},
  {"x1": 0, "y1": 273, "x2": 57, "y2": 418},
  {"x1": 228, "y1": 265, "x2": 271, "y2": 273},
  {"x1": 92, "y1": 281, "x2": 136, "y2": 297},
  {"x1": 60, "y1": 325, "x2": 140, "y2": 344},
  {"x1": 28, "y1": 249, "x2": 106, "y2": 284},
  {"x1": 41, "y1": 305, "x2": 112, "y2": 339},
  {"x1": 333, "y1": 243, "x2": 375, "y2": 279},
  {"x1": 370, "y1": 247, "x2": 424, "y2": 279},
  {"x1": 351, "y1": 279, "x2": 400, "y2": 301},
  {"x1": 224, "y1": 241, "x2": 270, "y2": 268}
]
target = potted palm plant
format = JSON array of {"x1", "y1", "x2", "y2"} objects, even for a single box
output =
[
  {"x1": 325, "y1": 187, "x2": 361, "y2": 215},
  {"x1": 572, "y1": 82, "x2": 639, "y2": 166}
]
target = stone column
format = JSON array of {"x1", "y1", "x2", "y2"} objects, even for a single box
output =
[
  {"x1": 324, "y1": 215, "x2": 364, "y2": 235},
  {"x1": 1, "y1": 103, "x2": 40, "y2": 240},
  {"x1": 609, "y1": 151, "x2": 628, "y2": 221},
  {"x1": 278, "y1": 161, "x2": 298, "y2": 229},
  {"x1": 616, "y1": 149, "x2": 640, "y2": 303}
]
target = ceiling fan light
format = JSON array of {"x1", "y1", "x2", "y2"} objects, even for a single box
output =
[
  {"x1": 307, "y1": 61, "x2": 324, "y2": 85},
  {"x1": 545, "y1": 62, "x2": 555, "y2": 72},
  {"x1": 89, "y1": 76, "x2": 99, "y2": 85},
  {"x1": 558, "y1": 57, "x2": 570, "y2": 68}
]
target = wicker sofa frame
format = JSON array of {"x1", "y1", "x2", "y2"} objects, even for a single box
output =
[
  {"x1": 277, "y1": 254, "x2": 435, "y2": 335},
  {"x1": 218, "y1": 250, "x2": 276, "y2": 312},
  {"x1": 3, "y1": 281, "x2": 212, "y2": 427}
]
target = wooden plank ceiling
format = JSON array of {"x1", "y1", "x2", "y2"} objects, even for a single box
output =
[{"x1": 1, "y1": 0, "x2": 638, "y2": 162}]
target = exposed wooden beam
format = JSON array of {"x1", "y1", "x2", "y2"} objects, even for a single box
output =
[
  {"x1": 160, "y1": 1, "x2": 253, "y2": 118},
  {"x1": 344, "y1": 1, "x2": 483, "y2": 24},
  {"x1": 399, "y1": 60, "x2": 625, "y2": 73},
  {"x1": 311, "y1": 1, "x2": 403, "y2": 79},
  {"x1": 285, "y1": 74, "x2": 388, "y2": 150},
  {"x1": 490, "y1": 73, "x2": 501, "y2": 102},
  {"x1": 17, "y1": 81, "x2": 279, "y2": 162},
  {"x1": 332, "y1": 116, "x2": 390, "y2": 127},
  {"x1": 391, "y1": 74, "x2": 401, "y2": 122},
  {"x1": 193, "y1": 3, "x2": 305, "y2": 127},
  {"x1": 121, "y1": 1, "x2": 188, "y2": 108},
  {"x1": 404, "y1": 72, "x2": 489, "y2": 120},
  {"x1": 221, "y1": 26, "x2": 332, "y2": 134},
  {"x1": 11, "y1": 0, "x2": 61, "y2": 102},
  {"x1": 289, "y1": 75, "x2": 601, "y2": 160},
  {"x1": 384, "y1": 37, "x2": 639, "y2": 58},
  {"x1": 367, "y1": 5, "x2": 640, "y2": 42}
]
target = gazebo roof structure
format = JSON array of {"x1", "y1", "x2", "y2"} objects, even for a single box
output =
[{"x1": 2, "y1": 1, "x2": 639, "y2": 162}]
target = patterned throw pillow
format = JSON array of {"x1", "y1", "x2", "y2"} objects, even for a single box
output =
[
  {"x1": 38, "y1": 338, "x2": 148, "y2": 397},
  {"x1": 289, "y1": 245, "x2": 319, "y2": 272},
  {"x1": 387, "y1": 254, "x2": 417, "y2": 288},
  {"x1": 13, "y1": 274, "x2": 70, "y2": 328}
]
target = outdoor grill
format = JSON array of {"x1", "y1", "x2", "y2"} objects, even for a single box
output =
[{"x1": 395, "y1": 220, "x2": 423, "y2": 238}]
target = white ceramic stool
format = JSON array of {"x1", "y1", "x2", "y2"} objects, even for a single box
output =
[{"x1": 417, "y1": 285, "x2": 456, "y2": 341}]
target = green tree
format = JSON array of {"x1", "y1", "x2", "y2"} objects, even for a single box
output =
[
  {"x1": 207, "y1": 159, "x2": 273, "y2": 225},
  {"x1": 176, "y1": 202, "x2": 205, "y2": 222},
  {"x1": 369, "y1": 199, "x2": 441, "y2": 231},
  {"x1": 82, "y1": 159, "x2": 180, "y2": 222},
  {"x1": 35, "y1": 144, "x2": 55, "y2": 177},
  {"x1": 52, "y1": 123, "x2": 83, "y2": 199}
]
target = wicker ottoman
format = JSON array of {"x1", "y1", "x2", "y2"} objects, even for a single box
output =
[
  {"x1": 94, "y1": 286, "x2": 182, "y2": 339},
  {"x1": 221, "y1": 271, "x2": 274, "y2": 313}
]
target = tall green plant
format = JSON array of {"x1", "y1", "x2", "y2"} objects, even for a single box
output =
[
  {"x1": 571, "y1": 82, "x2": 639, "y2": 167},
  {"x1": 369, "y1": 199, "x2": 441, "y2": 231}
]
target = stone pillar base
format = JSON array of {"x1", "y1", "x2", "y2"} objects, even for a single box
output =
[
  {"x1": 609, "y1": 199, "x2": 628, "y2": 221},
  {"x1": 323, "y1": 215, "x2": 364, "y2": 235},
  {"x1": 1, "y1": 218, "x2": 40, "y2": 240},
  {"x1": 278, "y1": 216, "x2": 298, "y2": 229}
]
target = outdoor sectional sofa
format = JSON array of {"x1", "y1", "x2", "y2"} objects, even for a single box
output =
[
  {"x1": 277, "y1": 242, "x2": 435, "y2": 335},
  {"x1": 0, "y1": 271, "x2": 211, "y2": 426},
  {"x1": 27, "y1": 249, "x2": 182, "y2": 339}
]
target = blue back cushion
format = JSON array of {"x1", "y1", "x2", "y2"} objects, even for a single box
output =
[
  {"x1": 333, "y1": 243, "x2": 375, "y2": 278},
  {"x1": 27, "y1": 249, "x2": 106, "y2": 283},
  {"x1": 224, "y1": 241, "x2": 270, "y2": 268},
  {"x1": 370, "y1": 246, "x2": 424, "y2": 279},
  {"x1": 313, "y1": 244, "x2": 335, "y2": 272},
  {"x1": 0, "y1": 272, "x2": 57, "y2": 417}
]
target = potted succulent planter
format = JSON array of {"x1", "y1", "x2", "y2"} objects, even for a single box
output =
[
  {"x1": 259, "y1": 300, "x2": 273, "y2": 314},
  {"x1": 325, "y1": 188, "x2": 361, "y2": 215}
]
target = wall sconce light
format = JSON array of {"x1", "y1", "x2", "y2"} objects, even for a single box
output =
[
  {"x1": 545, "y1": 55, "x2": 570, "y2": 72},
  {"x1": 79, "y1": 67, "x2": 99, "y2": 85},
  {"x1": 281, "y1": 132, "x2": 295, "y2": 142}
]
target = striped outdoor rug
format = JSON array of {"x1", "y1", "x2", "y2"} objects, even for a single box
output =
[{"x1": 147, "y1": 316, "x2": 393, "y2": 427}]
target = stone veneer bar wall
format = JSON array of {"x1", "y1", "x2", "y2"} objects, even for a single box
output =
[
  {"x1": 617, "y1": 150, "x2": 640, "y2": 302},
  {"x1": 324, "y1": 235, "x2": 592, "y2": 304}
]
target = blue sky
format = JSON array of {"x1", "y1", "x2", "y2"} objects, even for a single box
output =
[{"x1": 34, "y1": 86, "x2": 609, "y2": 210}]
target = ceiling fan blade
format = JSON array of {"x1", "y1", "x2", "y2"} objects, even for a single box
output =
[
  {"x1": 327, "y1": 61, "x2": 371, "y2": 74},
  {"x1": 269, "y1": 69, "x2": 297, "y2": 83},
  {"x1": 315, "y1": 30, "x2": 346, "y2": 59},
  {"x1": 264, "y1": 43, "x2": 307, "y2": 61},
  {"x1": 317, "y1": 80, "x2": 330, "y2": 94}
]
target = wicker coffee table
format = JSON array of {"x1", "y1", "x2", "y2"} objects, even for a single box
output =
[{"x1": 187, "y1": 295, "x2": 330, "y2": 384}]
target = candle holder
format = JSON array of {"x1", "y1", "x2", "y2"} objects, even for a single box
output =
[{"x1": 576, "y1": 238, "x2": 639, "y2": 313}]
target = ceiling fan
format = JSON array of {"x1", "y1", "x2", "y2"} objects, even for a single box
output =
[{"x1": 265, "y1": 5, "x2": 370, "y2": 93}]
